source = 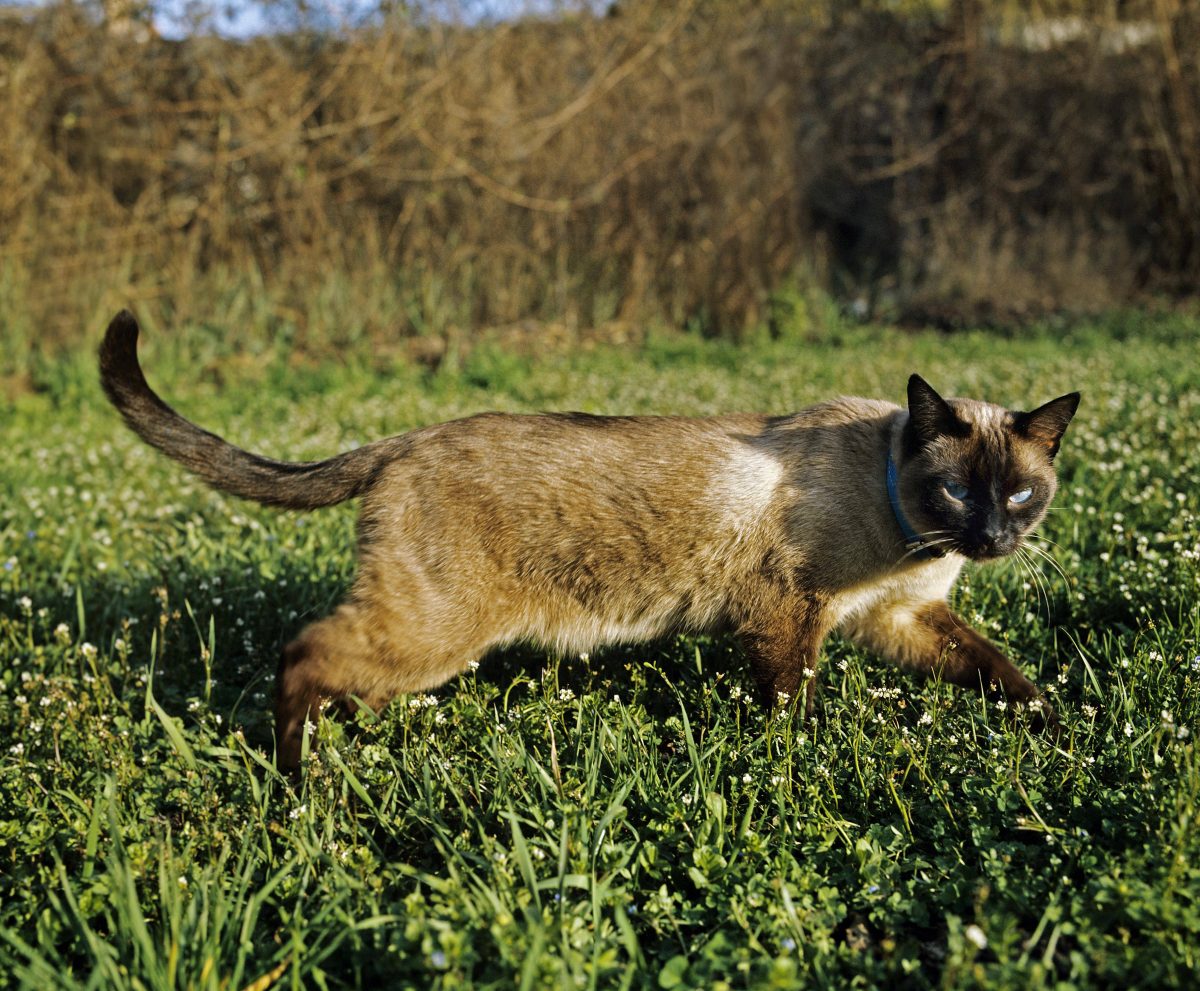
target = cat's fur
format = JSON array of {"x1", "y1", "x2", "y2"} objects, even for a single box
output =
[{"x1": 99, "y1": 311, "x2": 1080, "y2": 770}]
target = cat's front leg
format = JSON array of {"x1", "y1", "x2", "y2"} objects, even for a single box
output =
[
  {"x1": 738, "y1": 597, "x2": 831, "y2": 717},
  {"x1": 845, "y1": 600, "x2": 1058, "y2": 730}
]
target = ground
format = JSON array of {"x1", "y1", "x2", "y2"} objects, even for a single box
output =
[{"x1": 0, "y1": 313, "x2": 1198, "y2": 989}]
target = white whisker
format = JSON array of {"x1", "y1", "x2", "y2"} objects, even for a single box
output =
[
  {"x1": 894, "y1": 535, "x2": 958, "y2": 565},
  {"x1": 1016, "y1": 547, "x2": 1051, "y2": 620},
  {"x1": 1023, "y1": 540, "x2": 1070, "y2": 585}
]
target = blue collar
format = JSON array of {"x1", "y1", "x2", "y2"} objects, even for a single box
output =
[{"x1": 886, "y1": 450, "x2": 942, "y2": 561}]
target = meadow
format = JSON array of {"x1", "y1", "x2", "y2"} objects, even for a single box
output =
[{"x1": 0, "y1": 310, "x2": 1198, "y2": 989}]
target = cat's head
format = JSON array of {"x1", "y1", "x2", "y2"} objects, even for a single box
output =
[{"x1": 899, "y1": 375, "x2": 1080, "y2": 562}]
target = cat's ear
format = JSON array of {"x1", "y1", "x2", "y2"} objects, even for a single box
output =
[
  {"x1": 906, "y1": 374, "x2": 968, "y2": 449},
  {"x1": 1012, "y1": 393, "x2": 1081, "y2": 459}
]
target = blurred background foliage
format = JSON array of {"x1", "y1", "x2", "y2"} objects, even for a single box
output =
[{"x1": 0, "y1": 0, "x2": 1197, "y2": 372}]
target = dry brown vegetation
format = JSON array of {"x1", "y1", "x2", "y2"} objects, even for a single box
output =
[{"x1": 1, "y1": 0, "x2": 1198, "y2": 366}]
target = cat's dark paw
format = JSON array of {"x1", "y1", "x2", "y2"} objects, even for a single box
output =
[
  {"x1": 1022, "y1": 696, "x2": 1060, "y2": 736},
  {"x1": 984, "y1": 683, "x2": 1060, "y2": 736}
]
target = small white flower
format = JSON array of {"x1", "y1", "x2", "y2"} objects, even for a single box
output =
[
  {"x1": 964, "y1": 924, "x2": 988, "y2": 950},
  {"x1": 54, "y1": 623, "x2": 71, "y2": 645},
  {"x1": 918, "y1": 711, "x2": 933, "y2": 726},
  {"x1": 1124, "y1": 722, "x2": 1134, "y2": 737},
  {"x1": 1082, "y1": 704, "x2": 1098, "y2": 718},
  {"x1": 578, "y1": 652, "x2": 589, "y2": 662},
  {"x1": 776, "y1": 691, "x2": 791, "y2": 705},
  {"x1": 558, "y1": 688, "x2": 575, "y2": 702},
  {"x1": 288, "y1": 804, "x2": 307, "y2": 821},
  {"x1": 742, "y1": 773, "x2": 752, "y2": 784},
  {"x1": 995, "y1": 699, "x2": 1007, "y2": 711},
  {"x1": 80, "y1": 642, "x2": 97, "y2": 661},
  {"x1": 9, "y1": 743, "x2": 24, "y2": 756},
  {"x1": 17, "y1": 596, "x2": 32, "y2": 614},
  {"x1": 771, "y1": 774, "x2": 784, "y2": 785},
  {"x1": 468, "y1": 660, "x2": 480, "y2": 671},
  {"x1": 177, "y1": 877, "x2": 188, "y2": 888}
]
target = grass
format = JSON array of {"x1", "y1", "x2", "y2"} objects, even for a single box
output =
[{"x1": 1, "y1": 310, "x2": 1198, "y2": 989}]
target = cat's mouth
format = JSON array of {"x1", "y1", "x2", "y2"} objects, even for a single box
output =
[{"x1": 957, "y1": 535, "x2": 1019, "y2": 562}]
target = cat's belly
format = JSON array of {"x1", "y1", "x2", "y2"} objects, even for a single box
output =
[{"x1": 498, "y1": 584, "x2": 730, "y2": 657}]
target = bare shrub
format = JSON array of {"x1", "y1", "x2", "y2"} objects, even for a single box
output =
[{"x1": 0, "y1": 0, "x2": 1196, "y2": 365}]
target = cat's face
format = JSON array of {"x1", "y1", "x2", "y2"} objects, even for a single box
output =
[{"x1": 902, "y1": 376, "x2": 1080, "y2": 561}]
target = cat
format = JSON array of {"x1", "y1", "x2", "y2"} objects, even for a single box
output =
[{"x1": 99, "y1": 311, "x2": 1079, "y2": 771}]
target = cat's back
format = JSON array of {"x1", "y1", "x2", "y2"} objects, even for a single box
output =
[
  {"x1": 371, "y1": 400, "x2": 899, "y2": 511},
  {"x1": 772, "y1": 396, "x2": 899, "y2": 430},
  {"x1": 391, "y1": 409, "x2": 768, "y2": 482},
  {"x1": 355, "y1": 410, "x2": 772, "y2": 557}
]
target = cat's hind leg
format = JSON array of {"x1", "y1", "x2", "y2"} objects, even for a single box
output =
[{"x1": 274, "y1": 601, "x2": 473, "y2": 773}]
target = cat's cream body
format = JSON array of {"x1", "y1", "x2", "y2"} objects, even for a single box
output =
[{"x1": 99, "y1": 312, "x2": 1078, "y2": 770}]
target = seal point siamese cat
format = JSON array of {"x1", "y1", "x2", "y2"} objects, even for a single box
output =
[{"x1": 99, "y1": 311, "x2": 1080, "y2": 771}]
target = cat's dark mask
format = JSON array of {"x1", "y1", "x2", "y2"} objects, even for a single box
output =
[{"x1": 901, "y1": 375, "x2": 1080, "y2": 561}]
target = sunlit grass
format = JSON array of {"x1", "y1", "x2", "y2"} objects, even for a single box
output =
[{"x1": 1, "y1": 313, "x2": 1198, "y2": 988}]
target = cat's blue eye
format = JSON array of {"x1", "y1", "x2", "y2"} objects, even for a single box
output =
[
  {"x1": 942, "y1": 480, "x2": 969, "y2": 502},
  {"x1": 1009, "y1": 487, "x2": 1034, "y2": 505}
]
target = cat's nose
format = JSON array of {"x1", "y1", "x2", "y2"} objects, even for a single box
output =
[
  {"x1": 976, "y1": 519, "x2": 1012, "y2": 557},
  {"x1": 981, "y1": 529, "x2": 1014, "y2": 556}
]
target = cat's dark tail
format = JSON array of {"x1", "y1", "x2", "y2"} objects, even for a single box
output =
[{"x1": 99, "y1": 310, "x2": 398, "y2": 510}]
